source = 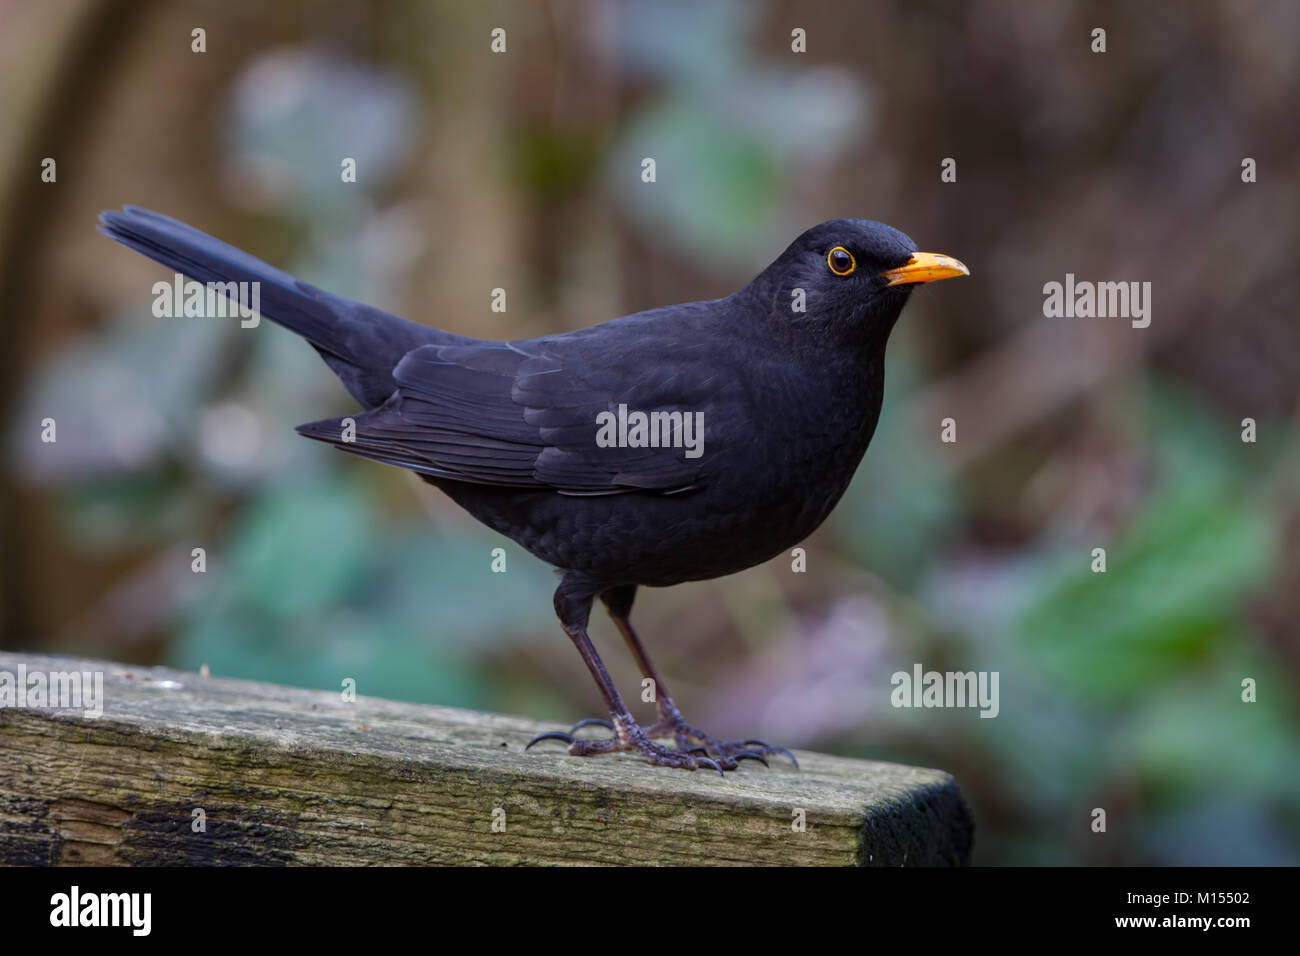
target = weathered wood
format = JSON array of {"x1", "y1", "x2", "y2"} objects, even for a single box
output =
[{"x1": 0, "y1": 652, "x2": 972, "y2": 866}]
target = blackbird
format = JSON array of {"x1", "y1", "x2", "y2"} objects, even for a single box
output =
[{"x1": 99, "y1": 206, "x2": 967, "y2": 774}]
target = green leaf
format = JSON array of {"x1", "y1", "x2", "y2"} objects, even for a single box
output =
[
  {"x1": 1017, "y1": 482, "x2": 1274, "y2": 701},
  {"x1": 222, "y1": 478, "x2": 376, "y2": 618}
]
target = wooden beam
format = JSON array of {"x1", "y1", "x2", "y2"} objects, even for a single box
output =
[{"x1": 0, "y1": 653, "x2": 973, "y2": 865}]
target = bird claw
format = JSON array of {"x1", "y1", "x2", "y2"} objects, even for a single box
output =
[
  {"x1": 527, "y1": 711, "x2": 795, "y2": 774},
  {"x1": 691, "y1": 755, "x2": 726, "y2": 776},
  {"x1": 685, "y1": 745, "x2": 769, "y2": 770},
  {"x1": 665, "y1": 725, "x2": 798, "y2": 769},
  {"x1": 738, "y1": 740, "x2": 800, "y2": 769},
  {"x1": 527, "y1": 720, "x2": 728, "y2": 775},
  {"x1": 568, "y1": 716, "x2": 615, "y2": 734}
]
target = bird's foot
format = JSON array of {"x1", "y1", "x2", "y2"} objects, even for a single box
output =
[
  {"x1": 535, "y1": 711, "x2": 797, "y2": 771},
  {"x1": 525, "y1": 715, "x2": 729, "y2": 774},
  {"x1": 645, "y1": 709, "x2": 799, "y2": 770}
]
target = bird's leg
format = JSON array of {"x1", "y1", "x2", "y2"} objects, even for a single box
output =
[
  {"x1": 600, "y1": 586, "x2": 684, "y2": 736},
  {"x1": 525, "y1": 575, "x2": 725, "y2": 774},
  {"x1": 598, "y1": 584, "x2": 798, "y2": 770}
]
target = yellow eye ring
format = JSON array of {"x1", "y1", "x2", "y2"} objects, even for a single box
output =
[{"x1": 827, "y1": 246, "x2": 856, "y2": 276}]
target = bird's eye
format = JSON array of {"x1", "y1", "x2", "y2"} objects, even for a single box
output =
[{"x1": 827, "y1": 246, "x2": 855, "y2": 276}]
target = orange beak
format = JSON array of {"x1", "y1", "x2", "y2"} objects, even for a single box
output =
[{"x1": 880, "y1": 252, "x2": 970, "y2": 287}]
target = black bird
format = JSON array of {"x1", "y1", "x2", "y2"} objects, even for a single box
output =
[{"x1": 98, "y1": 206, "x2": 967, "y2": 774}]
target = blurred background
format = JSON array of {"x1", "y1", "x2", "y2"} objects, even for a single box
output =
[{"x1": 1, "y1": 0, "x2": 1298, "y2": 864}]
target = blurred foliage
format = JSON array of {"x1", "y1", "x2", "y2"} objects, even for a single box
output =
[
  {"x1": 608, "y1": 0, "x2": 866, "y2": 266},
  {"x1": 175, "y1": 475, "x2": 558, "y2": 711},
  {"x1": 2, "y1": 0, "x2": 1297, "y2": 865},
  {"x1": 1018, "y1": 384, "x2": 1278, "y2": 701}
]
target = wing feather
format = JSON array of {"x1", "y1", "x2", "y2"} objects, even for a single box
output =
[{"x1": 296, "y1": 318, "x2": 729, "y2": 495}]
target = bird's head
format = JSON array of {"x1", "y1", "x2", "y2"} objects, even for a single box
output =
[{"x1": 751, "y1": 218, "x2": 968, "y2": 351}]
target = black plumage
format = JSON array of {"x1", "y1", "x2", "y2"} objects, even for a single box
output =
[{"x1": 99, "y1": 206, "x2": 967, "y2": 773}]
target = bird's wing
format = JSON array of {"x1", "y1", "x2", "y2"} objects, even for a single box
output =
[{"x1": 296, "y1": 322, "x2": 734, "y2": 495}]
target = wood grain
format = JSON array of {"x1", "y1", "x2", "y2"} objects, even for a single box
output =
[{"x1": 0, "y1": 652, "x2": 972, "y2": 866}]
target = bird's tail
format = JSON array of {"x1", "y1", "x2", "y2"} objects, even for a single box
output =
[{"x1": 97, "y1": 206, "x2": 452, "y2": 407}]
